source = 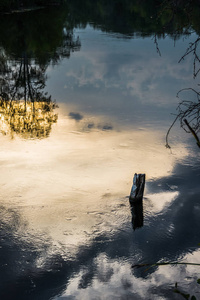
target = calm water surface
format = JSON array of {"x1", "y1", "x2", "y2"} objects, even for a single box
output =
[{"x1": 0, "y1": 6, "x2": 200, "y2": 300}]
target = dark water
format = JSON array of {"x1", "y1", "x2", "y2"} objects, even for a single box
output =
[{"x1": 0, "y1": 2, "x2": 200, "y2": 299}]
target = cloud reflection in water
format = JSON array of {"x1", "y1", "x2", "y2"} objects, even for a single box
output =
[
  {"x1": 1, "y1": 26, "x2": 200, "y2": 300},
  {"x1": 0, "y1": 104, "x2": 194, "y2": 299}
]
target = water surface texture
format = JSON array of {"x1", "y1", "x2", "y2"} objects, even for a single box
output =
[{"x1": 0, "y1": 2, "x2": 200, "y2": 299}]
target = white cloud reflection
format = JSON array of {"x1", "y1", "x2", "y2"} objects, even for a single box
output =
[
  {"x1": 145, "y1": 191, "x2": 179, "y2": 214},
  {"x1": 0, "y1": 105, "x2": 188, "y2": 251},
  {"x1": 56, "y1": 251, "x2": 200, "y2": 300}
]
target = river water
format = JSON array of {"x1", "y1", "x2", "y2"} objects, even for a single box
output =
[{"x1": 0, "y1": 5, "x2": 200, "y2": 300}]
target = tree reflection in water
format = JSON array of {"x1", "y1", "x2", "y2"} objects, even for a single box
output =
[
  {"x1": 130, "y1": 201, "x2": 144, "y2": 231},
  {"x1": 151, "y1": 0, "x2": 200, "y2": 149},
  {"x1": 0, "y1": 7, "x2": 81, "y2": 139},
  {"x1": 0, "y1": 53, "x2": 58, "y2": 139},
  {"x1": 166, "y1": 88, "x2": 200, "y2": 149},
  {"x1": 0, "y1": 99, "x2": 58, "y2": 139}
]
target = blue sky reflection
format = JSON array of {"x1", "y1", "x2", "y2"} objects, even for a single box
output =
[{"x1": 46, "y1": 26, "x2": 198, "y2": 130}]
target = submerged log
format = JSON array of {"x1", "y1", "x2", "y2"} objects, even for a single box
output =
[{"x1": 129, "y1": 173, "x2": 145, "y2": 203}]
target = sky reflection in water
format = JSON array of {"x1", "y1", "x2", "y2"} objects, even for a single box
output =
[{"x1": 1, "y1": 25, "x2": 200, "y2": 300}]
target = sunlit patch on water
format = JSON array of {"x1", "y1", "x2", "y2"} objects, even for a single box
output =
[
  {"x1": 144, "y1": 191, "x2": 179, "y2": 216},
  {"x1": 0, "y1": 102, "x2": 195, "y2": 299},
  {"x1": 0, "y1": 105, "x2": 189, "y2": 250}
]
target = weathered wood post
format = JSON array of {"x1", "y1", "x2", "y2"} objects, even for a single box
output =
[{"x1": 129, "y1": 173, "x2": 145, "y2": 203}]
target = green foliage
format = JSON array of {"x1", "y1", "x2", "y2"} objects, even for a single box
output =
[
  {"x1": 65, "y1": 0, "x2": 200, "y2": 38},
  {"x1": 1, "y1": 0, "x2": 200, "y2": 39},
  {"x1": 0, "y1": 6, "x2": 72, "y2": 64}
]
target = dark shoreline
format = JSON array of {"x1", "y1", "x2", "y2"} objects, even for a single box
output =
[
  {"x1": 2, "y1": 6, "x2": 44, "y2": 14},
  {"x1": 0, "y1": 1, "x2": 64, "y2": 15}
]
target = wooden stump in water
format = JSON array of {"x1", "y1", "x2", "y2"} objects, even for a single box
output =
[{"x1": 129, "y1": 173, "x2": 145, "y2": 203}]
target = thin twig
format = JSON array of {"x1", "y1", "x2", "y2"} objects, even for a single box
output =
[
  {"x1": 166, "y1": 114, "x2": 179, "y2": 148},
  {"x1": 132, "y1": 262, "x2": 200, "y2": 269}
]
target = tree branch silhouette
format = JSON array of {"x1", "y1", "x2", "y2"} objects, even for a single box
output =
[
  {"x1": 179, "y1": 37, "x2": 200, "y2": 78},
  {"x1": 166, "y1": 88, "x2": 200, "y2": 148}
]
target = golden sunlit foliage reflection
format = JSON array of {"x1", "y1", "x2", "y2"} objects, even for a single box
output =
[{"x1": 0, "y1": 99, "x2": 58, "y2": 139}]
